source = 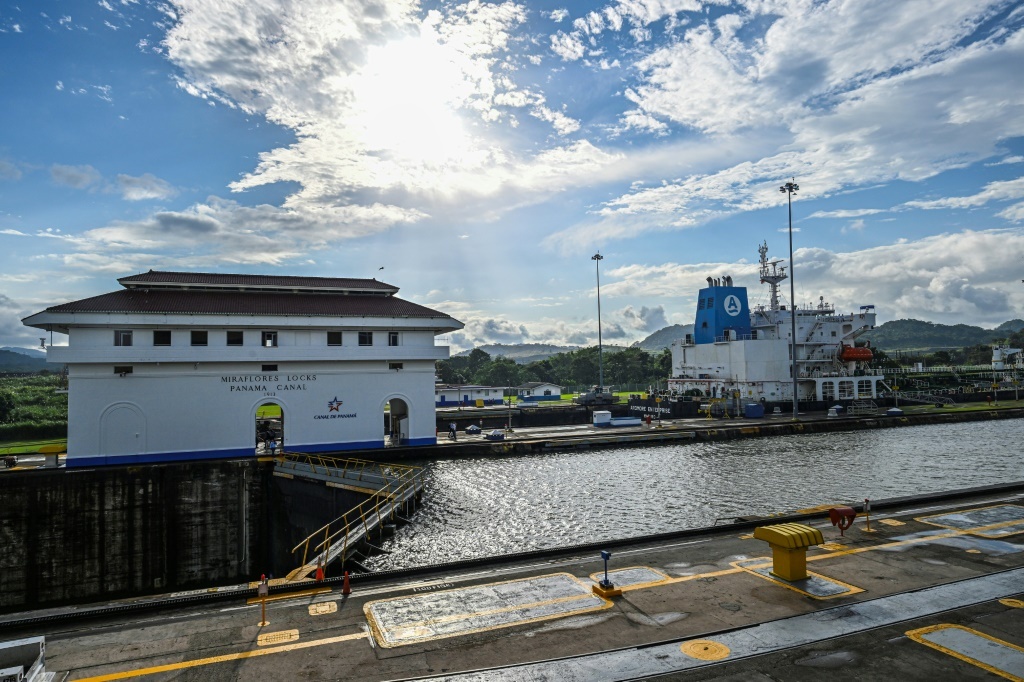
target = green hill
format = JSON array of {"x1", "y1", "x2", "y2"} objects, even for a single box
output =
[
  {"x1": 862, "y1": 319, "x2": 1024, "y2": 351},
  {"x1": 0, "y1": 349, "x2": 49, "y2": 372}
]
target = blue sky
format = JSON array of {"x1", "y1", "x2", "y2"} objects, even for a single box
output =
[{"x1": 2, "y1": 0, "x2": 1024, "y2": 352}]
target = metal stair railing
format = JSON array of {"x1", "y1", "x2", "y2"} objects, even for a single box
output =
[{"x1": 285, "y1": 461, "x2": 425, "y2": 581}]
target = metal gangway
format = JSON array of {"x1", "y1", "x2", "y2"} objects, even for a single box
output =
[
  {"x1": 879, "y1": 381, "x2": 956, "y2": 408},
  {"x1": 281, "y1": 455, "x2": 425, "y2": 581},
  {"x1": 846, "y1": 400, "x2": 879, "y2": 416}
]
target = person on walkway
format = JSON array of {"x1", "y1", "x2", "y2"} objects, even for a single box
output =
[{"x1": 449, "y1": 421, "x2": 457, "y2": 440}]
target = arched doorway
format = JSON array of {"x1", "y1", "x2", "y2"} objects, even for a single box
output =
[
  {"x1": 255, "y1": 402, "x2": 284, "y2": 455},
  {"x1": 386, "y1": 397, "x2": 409, "y2": 446},
  {"x1": 100, "y1": 403, "x2": 145, "y2": 457}
]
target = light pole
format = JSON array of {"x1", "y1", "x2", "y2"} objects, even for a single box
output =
[
  {"x1": 592, "y1": 253, "x2": 605, "y2": 393},
  {"x1": 780, "y1": 179, "x2": 800, "y2": 419}
]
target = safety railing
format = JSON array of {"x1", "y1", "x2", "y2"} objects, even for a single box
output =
[
  {"x1": 278, "y1": 453, "x2": 419, "y2": 490},
  {"x1": 287, "y1": 460, "x2": 425, "y2": 579}
]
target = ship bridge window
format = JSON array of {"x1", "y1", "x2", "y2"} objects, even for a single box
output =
[
  {"x1": 822, "y1": 382, "x2": 836, "y2": 401},
  {"x1": 842, "y1": 324, "x2": 853, "y2": 334},
  {"x1": 831, "y1": 331, "x2": 837, "y2": 337},
  {"x1": 839, "y1": 380, "x2": 854, "y2": 399},
  {"x1": 858, "y1": 380, "x2": 872, "y2": 396}
]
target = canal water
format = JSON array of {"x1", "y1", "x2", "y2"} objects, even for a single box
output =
[{"x1": 363, "y1": 420, "x2": 1024, "y2": 570}]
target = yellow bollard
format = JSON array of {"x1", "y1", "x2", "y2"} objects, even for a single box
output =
[{"x1": 753, "y1": 523, "x2": 824, "y2": 581}]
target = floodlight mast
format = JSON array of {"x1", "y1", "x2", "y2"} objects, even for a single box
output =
[{"x1": 780, "y1": 179, "x2": 800, "y2": 420}]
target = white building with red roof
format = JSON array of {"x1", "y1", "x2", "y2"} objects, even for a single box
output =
[{"x1": 23, "y1": 271, "x2": 463, "y2": 466}]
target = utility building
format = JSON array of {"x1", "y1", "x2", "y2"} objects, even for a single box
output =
[{"x1": 23, "y1": 271, "x2": 463, "y2": 467}]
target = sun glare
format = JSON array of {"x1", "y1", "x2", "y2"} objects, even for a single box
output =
[{"x1": 353, "y1": 28, "x2": 478, "y2": 167}]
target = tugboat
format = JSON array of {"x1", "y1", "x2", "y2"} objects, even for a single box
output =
[{"x1": 664, "y1": 242, "x2": 884, "y2": 412}]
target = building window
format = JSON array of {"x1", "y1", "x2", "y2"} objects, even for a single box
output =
[
  {"x1": 191, "y1": 330, "x2": 208, "y2": 346},
  {"x1": 359, "y1": 332, "x2": 373, "y2": 346},
  {"x1": 388, "y1": 331, "x2": 399, "y2": 347},
  {"x1": 114, "y1": 366, "x2": 133, "y2": 375},
  {"x1": 262, "y1": 364, "x2": 278, "y2": 372},
  {"x1": 114, "y1": 330, "x2": 133, "y2": 347},
  {"x1": 327, "y1": 331, "x2": 342, "y2": 346},
  {"x1": 153, "y1": 330, "x2": 171, "y2": 346},
  {"x1": 389, "y1": 362, "x2": 403, "y2": 370},
  {"x1": 839, "y1": 380, "x2": 854, "y2": 399},
  {"x1": 227, "y1": 331, "x2": 244, "y2": 346},
  {"x1": 262, "y1": 331, "x2": 278, "y2": 348}
]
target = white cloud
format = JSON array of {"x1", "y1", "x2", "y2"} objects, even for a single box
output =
[
  {"x1": 904, "y1": 176, "x2": 1024, "y2": 210},
  {"x1": 115, "y1": 173, "x2": 178, "y2": 201},
  {"x1": 841, "y1": 218, "x2": 866, "y2": 234},
  {"x1": 987, "y1": 155, "x2": 1024, "y2": 166},
  {"x1": 619, "y1": 304, "x2": 667, "y2": 331},
  {"x1": 561, "y1": 10, "x2": 1024, "y2": 242},
  {"x1": 77, "y1": 197, "x2": 425, "y2": 264},
  {"x1": 809, "y1": 209, "x2": 885, "y2": 219},
  {"x1": 549, "y1": 9, "x2": 569, "y2": 23},
  {"x1": 50, "y1": 164, "x2": 102, "y2": 189},
  {"x1": 0, "y1": 160, "x2": 21, "y2": 180}
]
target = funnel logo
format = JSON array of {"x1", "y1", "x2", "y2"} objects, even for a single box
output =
[{"x1": 724, "y1": 295, "x2": 742, "y2": 316}]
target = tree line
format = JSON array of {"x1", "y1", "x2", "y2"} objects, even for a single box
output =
[{"x1": 436, "y1": 346, "x2": 673, "y2": 390}]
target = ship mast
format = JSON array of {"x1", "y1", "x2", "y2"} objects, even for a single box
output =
[{"x1": 758, "y1": 241, "x2": 788, "y2": 312}]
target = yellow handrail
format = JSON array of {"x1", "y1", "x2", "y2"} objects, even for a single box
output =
[{"x1": 288, "y1": 458, "x2": 424, "y2": 577}]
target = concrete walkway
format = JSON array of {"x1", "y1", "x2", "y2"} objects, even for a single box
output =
[{"x1": 11, "y1": 486, "x2": 1024, "y2": 681}]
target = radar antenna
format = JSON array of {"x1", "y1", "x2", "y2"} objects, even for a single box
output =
[{"x1": 758, "y1": 241, "x2": 788, "y2": 311}]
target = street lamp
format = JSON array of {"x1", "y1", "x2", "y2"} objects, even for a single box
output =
[
  {"x1": 780, "y1": 179, "x2": 800, "y2": 420},
  {"x1": 592, "y1": 252, "x2": 605, "y2": 393}
]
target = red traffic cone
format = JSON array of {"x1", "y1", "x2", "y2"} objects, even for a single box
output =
[
  {"x1": 315, "y1": 563, "x2": 325, "y2": 582},
  {"x1": 342, "y1": 570, "x2": 351, "y2": 596}
]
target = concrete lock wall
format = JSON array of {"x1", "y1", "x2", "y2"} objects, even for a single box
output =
[{"x1": 0, "y1": 460, "x2": 274, "y2": 613}]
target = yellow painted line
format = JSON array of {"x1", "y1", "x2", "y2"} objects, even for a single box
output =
[
  {"x1": 246, "y1": 587, "x2": 330, "y2": 605},
  {"x1": 309, "y1": 601, "x2": 338, "y2": 615},
  {"x1": 915, "y1": 504, "x2": 1024, "y2": 535},
  {"x1": 730, "y1": 559, "x2": 864, "y2": 600},
  {"x1": 1000, "y1": 598, "x2": 1024, "y2": 608},
  {"x1": 588, "y1": 566, "x2": 670, "y2": 590},
  {"x1": 364, "y1": 573, "x2": 613, "y2": 648},
  {"x1": 739, "y1": 533, "x2": 754, "y2": 540},
  {"x1": 73, "y1": 630, "x2": 368, "y2": 682},
  {"x1": 371, "y1": 590, "x2": 605, "y2": 632},
  {"x1": 819, "y1": 542, "x2": 847, "y2": 551},
  {"x1": 906, "y1": 624, "x2": 1024, "y2": 682},
  {"x1": 879, "y1": 518, "x2": 906, "y2": 526},
  {"x1": 256, "y1": 629, "x2": 299, "y2": 646}
]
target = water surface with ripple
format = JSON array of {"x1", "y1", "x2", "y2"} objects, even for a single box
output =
[{"x1": 364, "y1": 420, "x2": 1024, "y2": 570}]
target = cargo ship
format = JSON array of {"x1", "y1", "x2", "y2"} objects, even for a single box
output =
[{"x1": 664, "y1": 242, "x2": 884, "y2": 410}]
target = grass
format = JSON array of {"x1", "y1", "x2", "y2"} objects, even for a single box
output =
[{"x1": 0, "y1": 438, "x2": 67, "y2": 455}]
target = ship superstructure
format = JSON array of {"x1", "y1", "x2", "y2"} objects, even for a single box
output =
[{"x1": 667, "y1": 242, "x2": 883, "y2": 404}]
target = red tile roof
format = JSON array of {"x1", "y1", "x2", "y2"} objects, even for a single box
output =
[
  {"x1": 42, "y1": 289, "x2": 458, "y2": 321},
  {"x1": 118, "y1": 270, "x2": 397, "y2": 293}
]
